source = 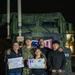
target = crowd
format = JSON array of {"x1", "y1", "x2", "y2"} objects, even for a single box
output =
[{"x1": 5, "y1": 36, "x2": 66, "y2": 75}]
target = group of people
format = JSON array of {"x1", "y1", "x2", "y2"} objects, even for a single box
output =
[{"x1": 5, "y1": 36, "x2": 66, "y2": 75}]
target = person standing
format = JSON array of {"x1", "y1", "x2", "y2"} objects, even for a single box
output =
[
  {"x1": 38, "y1": 38, "x2": 50, "y2": 58},
  {"x1": 5, "y1": 42, "x2": 23, "y2": 75},
  {"x1": 22, "y1": 36, "x2": 35, "y2": 75},
  {"x1": 31, "y1": 48, "x2": 47, "y2": 75},
  {"x1": 48, "y1": 40, "x2": 66, "y2": 75}
]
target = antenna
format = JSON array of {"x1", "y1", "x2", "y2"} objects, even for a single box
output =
[{"x1": 17, "y1": 0, "x2": 24, "y2": 42}]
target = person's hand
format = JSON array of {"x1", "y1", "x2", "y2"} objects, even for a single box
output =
[
  {"x1": 6, "y1": 50, "x2": 11, "y2": 55},
  {"x1": 43, "y1": 60, "x2": 46, "y2": 64},
  {"x1": 7, "y1": 62, "x2": 9, "y2": 65},
  {"x1": 44, "y1": 64, "x2": 47, "y2": 69},
  {"x1": 57, "y1": 69, "x2": 62, "y2": 73},
  {"x1": 52, "y1": 69, "x2": 56, "y2": 73},
  {"x1": 58, "y1": 48, "x2": 63, "y2": 52},
  {"x1": 27, "y1": 61, "x2": 29, "y2": 65},
  {"x1": 43, "y1": 60, "x2": 47, "y2": 69},
  {"x1": 23, "y1": 58, "x2": 25, "y2": 61}
]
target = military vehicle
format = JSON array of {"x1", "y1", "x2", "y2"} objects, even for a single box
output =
[{"x1": 0, "y1": 12, "x2": 72, "y2": 75}]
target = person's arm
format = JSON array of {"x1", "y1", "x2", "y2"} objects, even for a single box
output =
[
  {"x1": 47, "y1": 51, "x2": 56, "y2": 73},
  {"x1": 60, "y1": 52, "x2": 66, "y2": 70},
  {"x1": 44, "y1": 59, "x2": 47, "y2": 69},
  {"x1": 4, "y1": 51, "x2": 11, "y2": 62},
  {"x1": 41, "y1": 52, "x2": 47, "y2": 69},
  {"x1": 47, "y1": 51, "x2": 53, "y2": 70},
  {"x1": 5, "y1": 54, "x2": 10, "y2": 64},
  {"x1": 58, "y1": 47, "x2": 63, "y2": 52}
]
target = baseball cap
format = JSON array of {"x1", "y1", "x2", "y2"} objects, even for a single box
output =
[{"x1": 25, "y1": 36, "x2": 32, "y2": 41}]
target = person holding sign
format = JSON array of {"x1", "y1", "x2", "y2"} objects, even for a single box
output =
[
  {"x1": 5, "y1": 42, "x2": 23, "y2": 75},
  {"x1": 31, "y1": 48, "x2": 47, "y2": 75}
]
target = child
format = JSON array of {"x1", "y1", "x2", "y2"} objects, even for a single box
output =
[
  {"x1": 31, "y1": 48, "x2": 47, "y2": 75},
  {"x1": 4, "y1": 49, "x2": 11, "y2": 75},
  {"x1": 48, "y1": 40, "x2": 66, "y2": 75}
]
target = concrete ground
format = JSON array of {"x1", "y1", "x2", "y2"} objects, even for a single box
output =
[{"x1": 72, "y1": 72, "x2": 75, "y2": 75}]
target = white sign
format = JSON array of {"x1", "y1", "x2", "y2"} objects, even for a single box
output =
[
  {"x1": 8, "y1": 57, "x2": 24, "y2": 69},
  {"x1": 65, "y1": 53, "x2": 69, "y2": 57},
  {"x1": 28, "y1": 58, "x2": 45, "y2": 69}
]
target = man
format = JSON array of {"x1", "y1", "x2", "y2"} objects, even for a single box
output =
[
  {"x1": 48, "y1": 40, "x2": 66, "y2": 75},
  {"x1": 38, "y1": 38, "x2": 50, "y2": 58},
  {"x1": 38, "y1": 38, "x2": 51, "y2": 75},
  {"x1": 22, "y1": 36, "x2": 35, "y2": 75}
]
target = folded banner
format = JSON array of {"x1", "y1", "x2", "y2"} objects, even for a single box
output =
[
  {"x1": 8, "y1": 57, "x2": 24, "y2": 69},
  {"x1": 32, "y1": 39, "x2": 52, "y2": 48},
  {"x1": 28, "y1": 58, "x2": 45, "y2": 69}
]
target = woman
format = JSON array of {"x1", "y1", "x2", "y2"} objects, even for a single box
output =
[
  {"x1": 31, "y1": 48, "x2": 47, "y2": 75},
  {"x1": 5, "y1": 42, "x2": 23, "y2": 75}
]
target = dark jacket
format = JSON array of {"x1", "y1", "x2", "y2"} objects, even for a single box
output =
[
  {"x1": 6, "y1": 49, "x2": 23, "y2": 73},
  {"x1": 48, "y1": 50, "x2": 66, "y2": 71},
  {"x1": 37, "y1": 46, "x2": 51, "y2": 58}
]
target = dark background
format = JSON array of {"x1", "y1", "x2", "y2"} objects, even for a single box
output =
[
  {"x1": 0, "y1": 0, "x2": 75, "y2": 74},
  {"x1": 0, "y1": 0, "x2": 75, "y2": 29}
]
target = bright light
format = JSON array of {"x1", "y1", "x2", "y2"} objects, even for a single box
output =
[
  {"x1": 66, "y1": 34, "x2": 71, "y2": 40},
  {"x1": 70, "y1": 46, "x2": 74, "y2": 53}
]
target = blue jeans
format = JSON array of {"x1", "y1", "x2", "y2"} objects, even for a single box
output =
[
  {"x1": 8, "y1": 73, "x2": 21, "y2": 75},
  {"x1": 32, "y1": 74, "x2": 44, "y2": 75}
]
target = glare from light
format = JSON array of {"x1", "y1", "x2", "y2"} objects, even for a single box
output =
[{"x1": 66, "y1": 34, "x2": 71, "y2": 40}]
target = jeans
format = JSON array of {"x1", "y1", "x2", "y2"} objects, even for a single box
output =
[
  {"x1": 52, "y1": 72, "x2": 65, "y2": 75},
  {"x1": 32, "y1": 74, "x2": 44, "y2": 75},
  {"x1": 8, "y1": 73, "x2": 21, "y2": 75}
]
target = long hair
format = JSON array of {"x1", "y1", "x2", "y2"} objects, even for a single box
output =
[{"x1": 34, "y1": 48, "x2": 42, "y2": 58}]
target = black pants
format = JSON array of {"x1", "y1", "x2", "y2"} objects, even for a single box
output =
[{"x1": 52, "y1": 72, "x2": 65, "y2": 75}]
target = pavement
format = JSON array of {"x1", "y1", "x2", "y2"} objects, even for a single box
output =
[{"x1": 72, "y1": 72, "x2": 75, "y2": 75}]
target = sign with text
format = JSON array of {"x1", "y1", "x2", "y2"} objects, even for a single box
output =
[
  {"x1": 8, "y1": 57, "x2": 24, "y2": 69},
  {"x1": 28, "y1": 58, "x2": 45, "y2": 69}
]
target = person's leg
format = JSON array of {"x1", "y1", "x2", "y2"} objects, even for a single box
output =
[
  {"x1": 52, "y1": 72, "x2": 57, "y2": 75},
  {"x1": 22, "y1": 68, "x2": 31, "y2": 75},
  {"x1": 15, "y1": 72, "x2": 21, "y2": 75},
  {"x1": 32, "y1": 74, "x2": 35, "y2": 75},
  {"x1": 58, "y1": 72, "x2": 64, "y2": 75},
  {"x1": 43, "y1": 71, "x2": 47, "y2": 75},
  {"x1": 8, "y1": 73, "x2": 15, "y2": 75}
]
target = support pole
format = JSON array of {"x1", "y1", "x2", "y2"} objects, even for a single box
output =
[
  {"x1": 17, "y1": 0, "x2": 24, "y2": 42},
  {"x1": 18, "y1": 0, "x2": 22, "y2": 36},
  {"x1": 7, "y1": 0, "x2": 10, "y2": 39}
]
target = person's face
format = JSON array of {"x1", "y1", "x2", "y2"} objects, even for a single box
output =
[
  {"x1": 39, "y1": 39, "x2": 44, "y2": 46},
  {"x1": 25, "y1": 39, "x2": 32, "y2": 46},
  {"x1": 13, "y1": 43, "x2": 19, "y2": 50},
  {"x1": 7, "y1": 49, "x2": 11, "y2": 55},
  {"x1": 52, "y1": 43, "x2": 59, "y2": 50},
  {"x1": 35, "y1": 49, "x2": 42, "y2": 56}
]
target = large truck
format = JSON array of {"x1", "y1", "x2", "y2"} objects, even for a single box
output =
[{"x1": 0, "y1": 12, "x2": 72, "y2": 75}]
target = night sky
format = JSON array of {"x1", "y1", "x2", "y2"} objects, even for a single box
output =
[{"x1": 0, "y1": 0, "x2": 75, "y2": 29}]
